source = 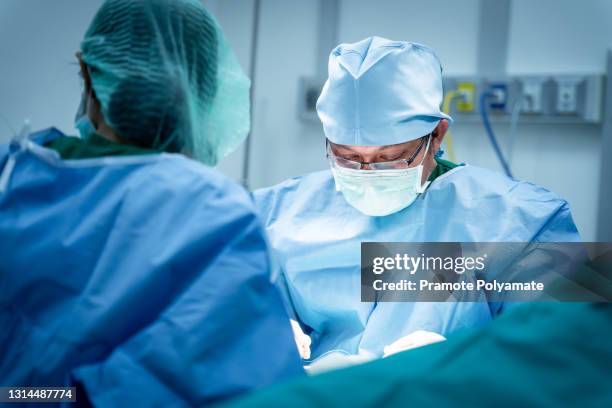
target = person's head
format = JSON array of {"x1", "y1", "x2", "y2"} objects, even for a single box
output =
[
  {"x1": 318, "y1": 37, "x2": 452, "y2": 183},
  {"x1": 76, "y1": 0, "x2": 250, "y2": 165},
  {"x1": 317, "y1": 37, "x2": 452, "y2": 216}
]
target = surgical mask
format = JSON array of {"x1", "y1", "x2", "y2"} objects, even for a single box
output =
[
  {"x1": 74, "y1": 93, "x2": 96, "y2": 140},
  {"x1": 75, "y1": 114, "x2": 96, "y2": 140},
  {"x1": 331, "y1": 137, "x2": 431, "y2": 217}
]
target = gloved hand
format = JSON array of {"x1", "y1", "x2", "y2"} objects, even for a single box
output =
[
  {"x1": 290, "y1": 319, "x2": 311, "y2": 360},
  {"x1": 383, "y1": 330, "x2": 446, "y2": 357},
  {"x1": 304, "y1": 351, "x2": 374, "y2": 375}
]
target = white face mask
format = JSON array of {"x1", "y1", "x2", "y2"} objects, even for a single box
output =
[{"x1": 331, "y1": 137, "x2": 431, "y2": 217}]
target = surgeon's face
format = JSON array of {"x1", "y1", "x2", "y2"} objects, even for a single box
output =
[{"x1": 328, "y1": 120, "x2": 448, "y2": 183}]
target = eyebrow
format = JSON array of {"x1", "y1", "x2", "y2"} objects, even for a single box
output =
[
  {"x1": 379, "y1": 144, "x2": 408, "y2": 151},
  {"x1": 331, "y1": 143, "x2": 410, "y2": 154}
]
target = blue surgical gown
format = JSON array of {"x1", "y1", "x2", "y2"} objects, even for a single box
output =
[
  {"x1": 254, "y1": 166, "x2": 582, "y2": 361},
  {"x1": 0, "y1": 128, "x2": 303, "y2": 406}
]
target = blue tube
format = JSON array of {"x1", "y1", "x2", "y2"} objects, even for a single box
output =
[{"x1": 480, "y1": 92, "x2": 513, "y2": 178}]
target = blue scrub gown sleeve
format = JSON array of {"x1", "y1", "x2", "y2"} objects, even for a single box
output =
[
  {"x1": 488, "y1": 201, "x2": 584, "y2": 316},
  {"x1": 71, "y1": 171, "x2": 304, "y2": 406},
  {"x1": 533, "y1": 201, "x2": 581, "y2": 243}
]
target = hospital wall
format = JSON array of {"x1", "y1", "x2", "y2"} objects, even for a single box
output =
[
  {"x1": 0, "y1": 0, "x2": 102, "y2": 142},
  {"x1": 0, "y1": 0, "x2": 610, "y2": 241}
]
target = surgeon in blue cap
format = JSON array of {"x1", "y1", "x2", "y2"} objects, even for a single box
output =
[{"x1": 254, "y1": 37, "x2": 582, "y2": 364}]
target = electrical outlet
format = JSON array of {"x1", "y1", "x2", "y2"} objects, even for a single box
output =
[
  {"x1": 521, "y1": 78, "x2": 545, "y2": 114},
  {"x1": 488, "y1": 83, "x2": 508, "y2": 110},
  {"x1": 456, "y1": 82, "x2": 476, "y2": 112},
  {"x1": 555, "y1": 77, "x2": 580, "y2": 114}
]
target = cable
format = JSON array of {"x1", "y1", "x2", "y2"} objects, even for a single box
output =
[
  {"x1": 441, "y1": 91, "x2": 460, "y2": 162},
  {"x1": 479, "y1": 92, "x2": 513, "y2": 178},
  {"x1": 507, "y1": 93, "x2": 528, "y2": 168}
]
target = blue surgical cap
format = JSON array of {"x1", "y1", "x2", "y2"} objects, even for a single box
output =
[{"x1": 316, "y1": 36, "x2": 453, "y2": 146}]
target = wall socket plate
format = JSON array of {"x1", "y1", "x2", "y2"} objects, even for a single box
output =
[
  {"x1": 518, "y1": 77, "x2": 549, "y2": 114},
  {"x1": 456, "y1": 82, "x2": 476, "y2": 112},
  {"x1": 443, "y1": 74, "x2": 604, "y2": 124},
  {"x1": 554, "y1": 76, "x2": 581, "y2": 115}
]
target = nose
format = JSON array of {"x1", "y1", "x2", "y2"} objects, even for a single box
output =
[{"x1": 360, "y1": 163, "x2": 373, "y2": 170}]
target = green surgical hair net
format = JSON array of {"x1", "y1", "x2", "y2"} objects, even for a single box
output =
[{"x1": 79, "y1": 0, "x2": 250, "y2": 165}]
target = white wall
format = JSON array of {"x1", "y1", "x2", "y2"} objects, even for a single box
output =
[
  {"x1": 508, "y1": 0, "x2": 612, "y2": 75},
  {"x1": 0, "y1": 0, "x2": 103, "y2": 140},
  {"x1": 338, "y1": 0, "x2": 480, "y2": 76},
  {"x1": 0, "y1": 0, "x2": 609, "y2": 241}
]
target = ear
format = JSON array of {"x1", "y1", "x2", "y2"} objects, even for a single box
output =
[{"x1": 431, "y1": 119, "x2": 449, "y2": 154}]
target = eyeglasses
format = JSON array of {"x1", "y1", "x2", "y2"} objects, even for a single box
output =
[{"x1": 327, "y1": 135, "x2": 430, "y2": 170}]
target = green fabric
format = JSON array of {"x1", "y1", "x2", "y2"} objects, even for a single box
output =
[
  {"x1": 45, "y1": 134, "x2": 158, "y2": 160},
  {"x1": 222, "y1": 257, "x2": 612, "y2": 408},
  {"x1": 79, "y1": 0, "x2": 250, "y2": 165},
  {"x1": 428, "y1": 156, "x2": 460, "y2": 182}
]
